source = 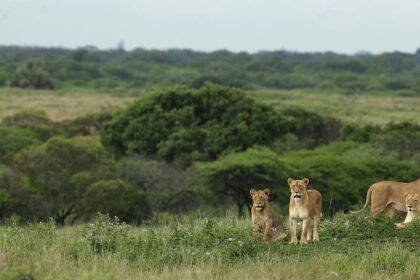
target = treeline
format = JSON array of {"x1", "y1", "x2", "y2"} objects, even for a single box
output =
[
  {"x1": 0, "y1": 84, "x2": 419, "y2": 224},
  {"x1": 2, "y1": 46, "x2": 420, "y2": 94}
]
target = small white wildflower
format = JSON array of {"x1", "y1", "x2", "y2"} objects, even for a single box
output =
[
  {"x1": 228, "y1": 237, "x2": 235, "y2": 242},
  {"x1": 238, "y1": 241, "x2": 244, "y2": 247},
  {"x1": 329, "y1": 271, "x2": 338, "y2": 277},
  {"x1": 205, "y1": 251, "x2": 211, "y2": 256}
]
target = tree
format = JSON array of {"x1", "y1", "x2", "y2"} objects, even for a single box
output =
[
  {"x1": 81, "y1": 179, "x2": 151, "y2": 223},
  {"x1": 0, "y1": 126, "x2": 41, "y2": 164},
  {"x1": 8, "y1": 59, "x2": 55, "y2": 89},
  {"x1": 102, "y1": 84, "x2": 289, "y2": 164},
  {"x1": 11, "y1": 136, "x2": 115, "y2": 225},
  {"x1": 1, "y1": 110, "x2": 58, "y2": 141},
  {"x1": 197, "y1": 147, "x2": 291, "y2": 216}
]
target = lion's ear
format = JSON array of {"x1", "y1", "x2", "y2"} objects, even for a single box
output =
[
  {"x1": 302, "y1": 178, "x2": 309, "y2": 186},
  {"x1": 404, "y1": 192, "x2": 409, "y2": 197},
  {"x1": 250, "y1": 188, "x2": 257, "y2": 196},
  {"x1": 287, "y1": 178, "x2": 294, "y2": 186},
  {"x1": 263, "y1": 188, "x2": 271, "y2": 197}
]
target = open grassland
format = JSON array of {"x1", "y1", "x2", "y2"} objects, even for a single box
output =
[
  {"x1": 0, "y1": 88, "x2": 138, "y2": 122},
  {"x1": 0, "y1": 213, "x2": 419, "y2": 280},
  {"x1": 0, "y1": 88, "x2": 419, "y2": 125},
  {"x1": 251, "y1": 89, "x2": 420, "y2": 126}
]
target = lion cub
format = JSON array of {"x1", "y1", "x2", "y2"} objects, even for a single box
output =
[
  {"x1": 288, "y1": 178, "x2": 322, "y2": 245},
  {"x1": 395, "y1": 192, "x2": 419, "y2": 229},
  {"x1": 250, "y1": 188, "x2": 287, "y2": 242}
]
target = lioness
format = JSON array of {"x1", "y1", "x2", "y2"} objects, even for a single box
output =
[
  {"x1": 288, "y1": 178, "x2": 322, "y2": 245},
  {"x1": 250, "y1": 188, "x2": 287, "y2": 242},
  {"x1": 395, "y1": 192, "x2": 420, "y2": 229},
  {"x1": 351, "y1": 179, "x2": 420, "y2": 217}
]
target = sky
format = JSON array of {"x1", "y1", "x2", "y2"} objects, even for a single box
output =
[{"x1": 2, "y1": 0, "x2": 420, "y2": 54}]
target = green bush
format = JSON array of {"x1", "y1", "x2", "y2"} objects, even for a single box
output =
[
  {"x1": 8, "y1": 59, "x2": 55, "y2": 89},
  {"x1": 197, "y1": 147, "x2": 292, "y2": 215},
  {"x1": 102, "y1": 84, "x2": 288, "y2": 164},
  {"x1": 11, "y1": 136, "x2": 116, "y2": 224},
  {"x1": 1, "y1": 110, "x2": 58, "y2": 141},
  {"x1": 81, "y1": 179, "x2": 151, "y2": 223},
  {"x1": 0, "y1": 126, "x2": 41, "y2": 164}
]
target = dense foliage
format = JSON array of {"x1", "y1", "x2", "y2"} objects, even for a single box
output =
[
  {"x1": 1, "y1": 46, "x2": 420, "y2": 95},
  {"x1": 102, "y1": 84, "x2": 288, "y2": 164},
  {"x1": 0, "y1": 82, "x2": 418, "y2": 224}
]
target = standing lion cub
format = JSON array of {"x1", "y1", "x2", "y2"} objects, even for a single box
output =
[
  {"x1": 395, "y1": 192, "x2": 420, "y2": 229},
  {"x1": 250, "y1": 188, "x2": 287, "y2": 242},
  {"x1": 288, "y1": 178, "x2": 322, "y2": 245}
]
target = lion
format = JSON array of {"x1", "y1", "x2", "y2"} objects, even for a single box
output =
[
  {"x1": 250, "y1": 188, "x2": 287, "y2": 242},
  {"x1": 288, "y1": 178, "x2": 322, "y2": 245},
  {"x1": 395, "y1": 192, "x2": 420, "y2": 229},
  {"x1": 350, "y1": 179, "x2": 420, "y2": 218}
]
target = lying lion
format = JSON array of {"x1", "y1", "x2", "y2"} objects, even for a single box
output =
[
  {"x1": 395, "y1": 192, "x2": 419, "y2": 229},
  {"x1": 288, "y1": 178, "x2": 322, "y2": 245},
  {"x1": 351, "y1": 179, "x2": 420, "y2": 218},
  {"x1": 250, "y1": 188, "x2": 287, "y2": 242}
]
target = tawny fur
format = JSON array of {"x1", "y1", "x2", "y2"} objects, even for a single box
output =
[
  {"x1": 395, "y1": 192, "x2": 420, "y2": 229},
  {"x1": 351, "y1": 179, "x2": 420, "y2": 218},
  {"x1": 250, "y1": 188, "x2": 287, "y2": 242},
  {"x1": 288, "y1": 178, "x2": 322, "y2": 245}
]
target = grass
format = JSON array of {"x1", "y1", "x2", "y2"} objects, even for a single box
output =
[
  {"x1": 0, "y1": 87, "x2": 419, "y2": 125},
  {"x1": 0, "y1": 88, "x2": 138, "y2": 122},
  {"x1": 251, "y1": 89, "x2": 420, "y2": 126},
  {"x1": 0, "y1": 213, "x2": 419, "y2": 280}
]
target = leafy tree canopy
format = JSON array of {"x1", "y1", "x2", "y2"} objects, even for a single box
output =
[{"x1": 102, "y1": 84, "x2": 289, "y2": 164}]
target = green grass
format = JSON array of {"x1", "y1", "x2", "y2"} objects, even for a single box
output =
[
  {"x1": 1, "y1": 213, "x2": 419, "y2": 279},
  {"x1": 250, "y1": 89, "x2": 420, "y2": 125},
  {"x1": 1, "y1": 87, "x2": 419, "y2": 125}
]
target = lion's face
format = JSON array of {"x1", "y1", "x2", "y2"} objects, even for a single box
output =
[
  {"x1": 405, "y1": 193, "x2": 420, "y2": 212},
  {"x1": 250, "y1": 188, "x2": 271, "y2": 211},
  {"x1": 288, "y1": 178, "x2": 309, "y2": 202}
]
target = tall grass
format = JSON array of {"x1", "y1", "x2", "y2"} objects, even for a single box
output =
[{"x1": 0, "y1": 212, "x2": 419, "y2": 279}]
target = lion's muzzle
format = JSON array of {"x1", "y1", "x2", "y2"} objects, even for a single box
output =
[{"x1": 255, "y1": 203, "x2": 264, "y2": 210}]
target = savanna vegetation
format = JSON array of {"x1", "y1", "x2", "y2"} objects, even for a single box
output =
[{"x1": 0, "y1": 46, "x2": 419, "y2": 279}]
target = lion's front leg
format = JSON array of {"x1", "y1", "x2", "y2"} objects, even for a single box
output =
[
  {"x1": 252, "y1": 221, "x2": 260, "y2": 238},
  {"x1": 289, "y1": 217, "x2": 298, "y2": 245},
  {"x1": 300, "y1": 218, "x2": 310, "y2": 245},
  {"x1": 263, "y1": 219, "x2": 273, "y2": 242},
  {"x1": 395, "y1": 222, "x2": 408, "y2": 229}
]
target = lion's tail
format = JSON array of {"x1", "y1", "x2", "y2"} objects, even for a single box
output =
[{"x1": 350, "y1": 185, "x2": 373, "y2": 214}]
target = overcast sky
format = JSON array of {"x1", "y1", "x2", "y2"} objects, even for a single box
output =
[{"x1": 2, "y1": 0, "x2": 420, "y2": 54}]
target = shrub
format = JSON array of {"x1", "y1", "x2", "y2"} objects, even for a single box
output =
[
  {"x1": 8, "y1": 59, "x2": 55, "y2": 89},
  {"x1": 197, "y1": 147, "x2": 291, "y2": 216},
  {"x1": 11, "y1": 136, "x2": 115, "y2": 224},
  {"x1": 81, "y1": 179, "x2": 151, "y2": 223},
  {"x1": 101, "y1": 84, "x2": 288, "y2": 164},
  {"x1": 0, "y1": 126, "x2": 41, "y2": 164},
  {"x1": 1, "y1": 110, "x2": 58, "y2": 141}
]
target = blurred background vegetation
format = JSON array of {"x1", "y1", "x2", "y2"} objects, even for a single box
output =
[{"x1": 0, "y1": 46, "x2": 419, "y2": 225}]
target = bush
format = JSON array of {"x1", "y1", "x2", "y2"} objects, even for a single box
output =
[
  {"x1": 197, "y1": 147, "x2": 292, "y2": 216},
  {"x1": 81, "y1": 180, "x2": 151, "y2": 223},
  {"x1": 0, "y1": 126, "x2": 41, "y2": 164},
  {"x1": 8, "y1": 59, "x2": 55, "y2": 89},
  {"x1": 1, "y1": 110, "x2": 58, "y2": 141},
  {"x1": 11, "y1": 136, "x2": 116, "y2": 224},
  {"x1": 102, "y1": 84, "x2": 288, "y2": 164}
]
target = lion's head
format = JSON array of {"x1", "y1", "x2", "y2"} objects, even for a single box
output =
[
  {"x1": 404, "y1": 192, "x2": 420, "y2": 212},
  {"x1": 287, "y1": 178, "x2": 309, "y2": 202},
  {"x1": 250, "y1": 188, "x2": 271, "y2": 211}
]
